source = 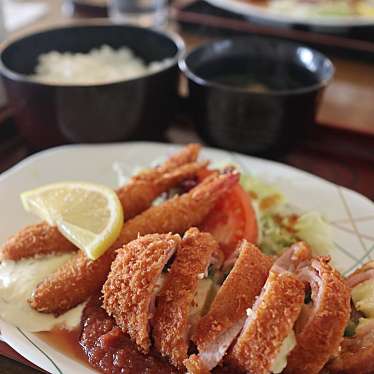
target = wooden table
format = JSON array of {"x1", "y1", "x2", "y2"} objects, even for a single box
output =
[{"x1": 0, "y1": 1, "x2": 374, "y2": 372}]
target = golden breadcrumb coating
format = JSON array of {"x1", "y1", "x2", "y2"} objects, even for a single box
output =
[
  {"x1": 285, "y1": 257, "x2": 351, "y2": 374},
  {"x1": 192, "y1": 241, "x2": 272, "y2": 349},
  {"x1": 327, "y1": 331, "x2": 374, "y2": 374},
  {"x1": 30, "y1": 171, "x2": 239, "y2": 315},
  {"x1": 328, "y1": 260, "x2": 374, "y2": 374},
  {"x1": 116, "y1": 160, "x2": 206, "y2": 220},
  {"x1": 102, "y1": 233, "x2": 181, "y2": 352},
  {"x1": 29, "y1": 248, "x2": 115, "y2": 314},
  {"x1": 153, "y1": 228, "x2": 218, "y2": 367},
  {"x1": 116, "y1": 156, "x2": 206, "y2": 220},
  {"x1": 0, "y1": 222, "x2": 77, "y2": 261},
  {"x1": 229, "y1": 271, "x2": 304, "y2": 374},
  {"x1": 158, "y1": 143, "x2": 200, "y2": 172},
  {"x1": 113, "y1": 172, "x2": 239, "y2": 246},
  {"x1": 349, "y1": 260, "x2": 374, "y2": 277},
  {"x1": 273, "y1": 241, "x2": 311, "y2": 273},
  {"x1": 183, "y1": 241, "x2": 272, "y2": 374},
  {"x1": 346, "y1": 260, "x2": 374, "y2": 288},
  {"x1": 1, "y1": 144, "x2": 202, "y2": 261},
  {"x1": 184, "y1": 355, "x2": 211, "y2": 374}
]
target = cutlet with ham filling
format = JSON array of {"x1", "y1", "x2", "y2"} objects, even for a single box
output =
[
  {"x1": 185, "y1": 240, "x2": 272, "y2": 373},
  {"x1": 285, "y1": 257, "x2": 351, "y2": 374},
  {"x1": 153, "y1": 228, "x2": 219, "y2": 368},
  {"x1": 227, "y1": 242, "x2": 310, "y2": 374},
  {"x1": 229, "y1": 271, "x2": 305, "y2": 374},
  {"x1": 328, "y1": 261, "x2": 374, "y2": 374},
  {"x1": 102, "y1": 233, "x2": 181, "y2": 353}
]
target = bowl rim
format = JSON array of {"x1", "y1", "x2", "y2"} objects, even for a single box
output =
[
  {"x1": 0, "y1": 19, "x2": 185, "y2": 88},
  {"x1": 179, "y1": 35, "x2": 335, "y2": 96}
]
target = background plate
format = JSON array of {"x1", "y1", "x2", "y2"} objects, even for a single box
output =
[
  {"x1": 204, "y1": 0, "x2": 374, "y2": 28},
  {"x1": 1, "y1": 141, "x2": 374, "y2": 373}
]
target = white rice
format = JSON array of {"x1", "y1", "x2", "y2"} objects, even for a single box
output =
[{"x1": 32, "y1": 45, "x2": 172, "y2": 85}]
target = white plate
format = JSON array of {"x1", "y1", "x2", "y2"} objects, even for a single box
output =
[
  {"x1": 204, "y1": 0, "x2": 374, "y2": 28},
  {"x1": 1, "y1": 141, "x2": 374, "y2": 374}
]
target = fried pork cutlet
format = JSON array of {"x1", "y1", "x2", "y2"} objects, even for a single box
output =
[
  {"x1": 285, "y1": 257, "x2": 351, "y2": 374},
  {"x1": 229, "y1": 271, "x2": 304, "y2": 374},
  {"x1": 30, "y1": 171, "x2": 239, "y2": 315},
  {"x1": 346, "y1": 260, "x2": 374, "y2": 289},
  {"x1": 184, "y1": 240, "x2": 272, "y2": 374},
  {"x1": 1, "y1": 143, "x2": 203, "y2": 261},
  {"x1": 153, "y1": 228, "x2": 219, "y2": 368},
  {"x1": 227, "y1": 242, "x2": 310, "y2": 374},
  {"x1": 102, "y1": 233, "x2": 181, "y2": 353},
  {"x1": 328, "y1": 261, "x2": 374, "y2": 374}
]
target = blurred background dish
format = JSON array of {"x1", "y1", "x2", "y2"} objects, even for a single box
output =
[
  {"x1": 0, "y1": 22, "x2": 184, "y2": 149},
  {"x1": 109, "y1": 0, "x2": 169, "y2": 28},
  {"x1": 204, "y1": 0, "x2": 374, "y2": 31},
  {"x1": 70, "y1": 0, "x2": 108, "y2": 17},
  {"x1": 180, "y1": 36, "x2": 334, "y2": 157}
]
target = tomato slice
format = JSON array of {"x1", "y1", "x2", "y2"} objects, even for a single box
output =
[{"x1": 199, "y1": 181, "x2": 258, "y2": 259}]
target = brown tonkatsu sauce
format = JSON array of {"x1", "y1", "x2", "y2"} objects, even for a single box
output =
[
  {"x1": 79, "y1": 297, "x2": 178, "y2": 373},
  {"x1": 40, "y1": 296, "x2": 239, "y2": 373}
]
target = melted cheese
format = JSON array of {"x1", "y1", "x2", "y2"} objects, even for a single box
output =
[
  {"x1": 352, "y1": 279, "x2": 374, "y2": 318},
  {"x1": 271, "y1": 331, "x2": 296, "y2": 374},
  {"x1": 189, "y1": 279, "x2": 215, "y2": 332},
  {"x1": 352, "y1": 279, "x2": 374, "y2": 331},
  {"x1": 0, "y1": 254, "x2": 85, "y2": 332}
]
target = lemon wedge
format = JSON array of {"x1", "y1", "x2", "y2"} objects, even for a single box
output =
[{"x1": 21, "y1": 182, "x2": 124, "y2": 260}]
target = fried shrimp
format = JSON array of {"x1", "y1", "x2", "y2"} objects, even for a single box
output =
[
  {"x1": 0, "y1": 222, "x2": 76, "y2": 261},
  {"x1": 116, "y1": 143, "x2": 204, "y2": 219},
  {"x1": 184, "y1": 241, "x2": 272, "y2": 374},
  {"x1": 29, "y1": 171, "x2": 239, "y2": 315},
  {"x1": 153, "y1": 228, "x2": 219, "y2": 368},
  {"x1": 102, "y1": 233, "x2": 181, "y2": 353},
  {"x1": 0, "y1": 144, "x2": 203, "y2": 261},
  {"x1": 285, "y1": 257, "x2": 351, "y2": 374},
  {"x1": 116, "y1": 160, "x2": 207, "y2": 221}
]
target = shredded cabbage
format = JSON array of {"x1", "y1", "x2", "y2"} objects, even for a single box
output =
[
  {"x1": 259, "y1": 214, "x2": 298, "y2": 256},
  {"x1": 271, "y1": 331, "x2": 297, "y2": 374},
  {"x1": 294, "y1": 212, "x2": 335, "y2": 257},
  {"x1": 240, "y1": 174, "x2": 335, "y2": 257},
  {"x1": 240, "y1": 174, "x2": 286, "y2": 212}
]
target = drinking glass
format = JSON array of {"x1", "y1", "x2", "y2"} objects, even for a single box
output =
[
  {"x1": 109, "y1": 0, "x2": 169, "y2": 28},
  {"x1": 0, "y1": 1, "x2": 6, "y2": 107}
]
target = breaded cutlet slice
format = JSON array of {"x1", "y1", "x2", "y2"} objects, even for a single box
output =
[
  {"x1": 184, "y1": 240, "x2": 272, "y2": 373},
  {"x1": 153, "y1": 228, "x2": 218, "y2": 368},
  {"x1": 229, "y1": 271, "x2": 304, "y2": 374},
  {"x1": 285, "y1": 257, "x2": 351, "y2": 374},
  {"x1": 346, "y1": 260, "x2": 374, "y2": 288},
  {"x1": 327, "y1": 329, "x2": 374, "y2": 374},
  {"x1": 102, "y1": 233, "x2": 181, "y2": 353},
  {"x1": 328, "y1": 260, "x2": 374, "y2": 374}
]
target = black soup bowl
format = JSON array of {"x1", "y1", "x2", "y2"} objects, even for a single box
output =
[
  {"x1": 0, "y1": 23, "x2": 184, "y2": 149},
  {"x1": 180, "y1": 36, "x2": 334, "y2": 157}
]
